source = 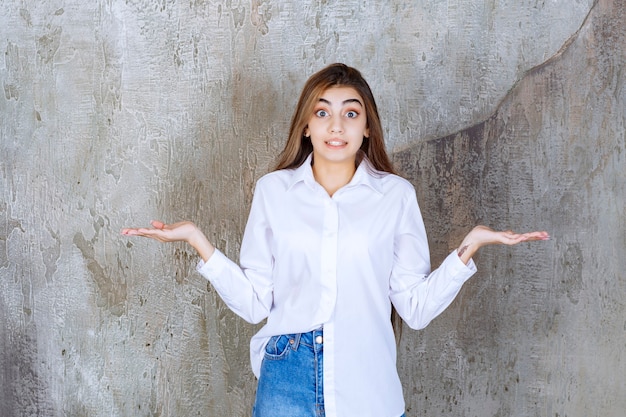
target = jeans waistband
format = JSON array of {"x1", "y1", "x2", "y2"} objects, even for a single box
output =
[{"x1": 290, "y1": 328, "x2": 323, "y2": 353}]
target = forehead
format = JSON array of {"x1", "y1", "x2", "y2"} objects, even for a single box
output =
[{"x1": 317, "y1": 86, "x2": 364, "y2": 105}]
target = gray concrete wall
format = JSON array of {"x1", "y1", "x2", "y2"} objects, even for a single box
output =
[{"x1": 1, "y1": 0, "x2": 623, "y2": 416}]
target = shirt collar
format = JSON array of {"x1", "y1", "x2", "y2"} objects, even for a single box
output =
[
  {"x1": 287, "y1": 154, "x2": 315, "y2": 190},
  {"x1": 288, "y1": 153, "x2": 384, "y2": 195}
]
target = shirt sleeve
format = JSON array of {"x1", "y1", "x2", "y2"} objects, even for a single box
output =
[
  {"x1": 196, "y1": 180, "x2": 274, "y2": 324},
  {"x1": 389, "y1": 189, "x2": 477, "y2": 330}
]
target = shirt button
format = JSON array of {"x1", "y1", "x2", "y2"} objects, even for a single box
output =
[{"x1": 315, "y1": 335, "x2": 323, "y2": 344}]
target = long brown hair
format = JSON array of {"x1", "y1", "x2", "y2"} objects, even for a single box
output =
[{"x1": 273, "y1": 63, "x2": 396, "y2": 174}]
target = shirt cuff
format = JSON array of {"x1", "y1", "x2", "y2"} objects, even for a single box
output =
[
  {"x1": 446, "y1": 249, "x2": 477, "y2": 278},
  {"x1": 196, "y1": 248, "x2": 228, "y2": 281},
  {"x1": 448, "y1": 249, "x2": 477, "y2": 272}
]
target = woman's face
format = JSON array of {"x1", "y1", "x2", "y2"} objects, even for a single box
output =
[{"x1": 305, "y1": 86, "x2": 369, "y2": 169}]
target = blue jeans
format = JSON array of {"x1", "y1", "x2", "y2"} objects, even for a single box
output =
[
  {"x1": 253, "y1": 329, "x2": 325, "y2": 417},
  {"x1": 251, "y1": 328, "x2": 406, "y2": 417}
]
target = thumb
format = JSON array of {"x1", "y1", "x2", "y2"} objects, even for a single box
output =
[{"x1": 151, "y1": 220, "x2": 166, "y2": 229}]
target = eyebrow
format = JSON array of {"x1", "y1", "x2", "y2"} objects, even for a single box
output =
[{"x1": 318, "y1": 97, "x2": 363, "y2": 107}]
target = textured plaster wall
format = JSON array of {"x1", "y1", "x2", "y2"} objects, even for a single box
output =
[{"x1": 0, "y1": 0, "x2": 623, "y2": 416}]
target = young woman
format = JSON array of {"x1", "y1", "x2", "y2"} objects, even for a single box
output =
[{"x1": 122, "y1": 63, "x2": 549, "y2": 417}]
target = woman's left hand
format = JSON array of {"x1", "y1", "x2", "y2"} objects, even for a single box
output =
[{"x1": 457, "y1": 225, "x2": 550, "y2": 264}]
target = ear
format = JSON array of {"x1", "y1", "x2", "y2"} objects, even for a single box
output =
[
  {"x1": 304, "y1": 127, "x2": 310, "y2": 138},
  {"x1": 364, "y1": 127, "x2": 370, "y2": 139}
]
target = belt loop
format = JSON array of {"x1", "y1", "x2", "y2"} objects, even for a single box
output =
[{"x1": 289, "y1": 333, "x2": 302, "y2": 350}]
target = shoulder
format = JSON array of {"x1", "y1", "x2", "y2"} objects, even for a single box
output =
[
  {"x1": 359, "y1": 156, "x2": 415, "y2": 197},
  {"x1": 254, "y1": 169, "x2": 295, "y2": 194},
  {"x1": 370, "y1": 173, "x2": 421, "y2": 215},
  {"x1": 378, "y1": 172, "x2": 416, "y2": 197}
]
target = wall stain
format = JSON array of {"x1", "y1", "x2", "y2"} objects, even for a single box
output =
[
  {"x1": 3, "y1": 42, "x2": 21, "y2": 101},
  {"x1": 40, "y1": 227, "x2": 61, "y2": 283},
  {"x1": 73, "y1": 230, "x2": 127, "y2": 316},
  {"x1": 0, "y1": 324, "x2": 54, "y2": 416},
  {"x1": 19, "y1": 8, "x2": 32, "y2": 26},
  {"x1": 3, "y1": 83, "x2": 19, "y2": 101},
  {"x1": 555, "y1": 241, "x2": 584, "y2": 305},
  {"x1": 231, "y1": 5, "x2": 246, "y2": 29},
  {"x1": 250, "y1": 0, "x2": 271, "y2": 35},
  {"x1": 36, "y1": 26, "x2": 62, "y2": 64},
  {"x1": 0, "y1": 202, "x2": 25, "y2": 268}
]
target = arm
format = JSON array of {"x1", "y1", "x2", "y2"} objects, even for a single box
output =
[
  {"x1": 121, "y1": 183, "x2": 275, "y2": 324},
  {"x1": 122, "y1": 218, "x2": 272, "y2": 323},
  {"x1": 389, "y1": 191, "x2": 549, "y2": 330}
]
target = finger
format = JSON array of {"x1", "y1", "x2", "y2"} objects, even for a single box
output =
[
  {"x1": 524, "y1": 231, "x2": 550, "y2": 241},
  {"x1": 122, "y1": 227, "x2": 162, "y2": 239},
  {"x1": 151, "y1": 220, "x2": 166, "y2": 230},
  {"x1": 505, "y1": 235, "x2": 527, "y2": 245},
  {"x1": 499, "y1": 231, "x2": 523, "y2": 242},
  {"x1": 508, "y1": 231, "x2": 550, "y2": 244}
]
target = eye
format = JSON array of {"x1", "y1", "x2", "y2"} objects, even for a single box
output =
[
  {"x1": 345, "y1": 110, "x2": 359, "y2": 118},
  {"x1": 315, "y1": 109, "x2": 328, "y2": 117}
]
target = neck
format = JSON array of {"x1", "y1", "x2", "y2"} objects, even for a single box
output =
[{"x1": 312, "y1": 158, "x2": 356, "y2": 197}]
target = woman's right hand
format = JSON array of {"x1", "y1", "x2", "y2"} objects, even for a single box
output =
[{"x1": 121, "y1": 220, "x2": 215, "y2": 261}]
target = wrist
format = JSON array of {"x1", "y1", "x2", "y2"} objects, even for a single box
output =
[
  {"x1": 458, "y1": 230, "x2": 483, "y2": 264},
  {"x1": 457, "y1": 242, "x2": 476, "y2": 265},
  {"x1": 188, "y1": 226, "x2": 215, "y2": 261},
  {"x1": 457, "y1": 243, "x2": 471, "y2": 258}
]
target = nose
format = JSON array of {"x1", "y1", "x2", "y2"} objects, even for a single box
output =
[{"x1": 329, "y1": 113, "x2": 343, "y2": 133}]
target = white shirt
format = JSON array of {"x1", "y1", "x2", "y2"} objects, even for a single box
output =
[{"x1": 197, "y1": 154, "x2": 476, "y2": 417}]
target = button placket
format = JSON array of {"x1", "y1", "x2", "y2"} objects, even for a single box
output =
[{"x1": 318, "y1": 198, "x2": 339, "y2": 320}]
